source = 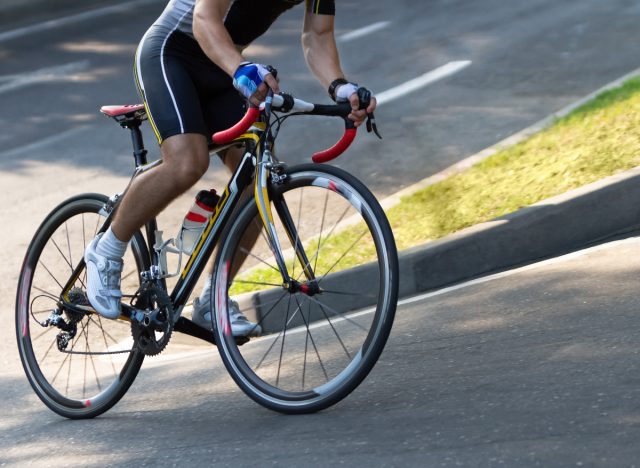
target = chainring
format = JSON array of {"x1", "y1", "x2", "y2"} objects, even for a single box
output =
[{"x1": 131, "y1": 282, "x2": 175, "y2": 356}]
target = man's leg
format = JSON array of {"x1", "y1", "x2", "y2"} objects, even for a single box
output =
[
  {"x1": 194, "y1": 145, "x2": 264, "y2": 336},
  {"x1": 112, "y1": 134, "x2": 210, "y2": 240},
  {"x1": 85, "y1": 134, "x2": 209, "y2": 318}
]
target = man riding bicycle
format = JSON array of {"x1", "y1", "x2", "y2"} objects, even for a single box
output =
[{"x1": 84, "y1": 0, "x2": 377, "y2": 336}]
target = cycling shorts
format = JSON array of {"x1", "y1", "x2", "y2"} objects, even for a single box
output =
[{"x1": 134, "y1": 26, "x2": 245, "y2": 145}]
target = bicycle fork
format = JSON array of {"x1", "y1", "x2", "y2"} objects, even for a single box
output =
[{"x1": 254, "y1": 150, "x2": 320, "y2": 295}]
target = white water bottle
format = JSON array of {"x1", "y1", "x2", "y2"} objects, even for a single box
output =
[{"x1": 177, "y1": 189, "x2": 218, "y2": 255}]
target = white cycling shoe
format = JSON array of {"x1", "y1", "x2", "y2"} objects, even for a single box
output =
[
  {"x1": 192, "y1": 297, "x2": 262, "y2": 337},
  {"x1": 84, "y1": 233, "x2": 123, "y2": 319}
]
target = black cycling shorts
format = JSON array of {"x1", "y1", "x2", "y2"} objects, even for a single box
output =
[{"x1": 134, "y1": 26, "x2": 245, "y2": 145}]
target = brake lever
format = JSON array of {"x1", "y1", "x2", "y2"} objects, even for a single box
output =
[
  {"x1": 366, "y1": 113, "x2": 382, "y2": 139},
  {"x1": 356, "y1": 87, "x2": 382, "y2": 139}
]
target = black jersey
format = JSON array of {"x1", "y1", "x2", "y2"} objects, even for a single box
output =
[{"x1": 155, "y1": 0, "x2": 335, "y2": 46}]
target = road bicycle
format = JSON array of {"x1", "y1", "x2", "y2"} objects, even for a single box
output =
[{"x1": 15, "y1": 88, "x2": 399, "y2": 418}]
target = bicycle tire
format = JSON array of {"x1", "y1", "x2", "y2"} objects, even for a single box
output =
[
  {"x1": 16, "y1": 193, "x2": 148, "y2": 419},
  {"x1": 211, "y1": 164, "x2": 398, "y2": 413}
]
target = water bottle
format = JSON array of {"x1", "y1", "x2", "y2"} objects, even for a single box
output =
[{"x1": 177, "y1": 189, "x2": 219, "y2": 255}]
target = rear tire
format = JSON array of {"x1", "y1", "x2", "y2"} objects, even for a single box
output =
[
  {"x1": 16, "y1": 194, "x2": 148, "y2": 419},
  {"x1": 212, "y1": 164, "x2": 398, "y2": 413}
]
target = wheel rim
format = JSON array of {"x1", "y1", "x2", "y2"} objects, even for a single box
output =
[
  {"x1": 17, "y1": 198, "x2": 143, "y2": 410},
  {"x1": 214, "y1": 169, "x2": 395, "y2": 405}
]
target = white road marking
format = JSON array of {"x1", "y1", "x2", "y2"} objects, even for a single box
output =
[
  {"x1": 0, "y1": 126, "x2": 89, "y2": 159},
  {"x1": 377, "y1": 61, "x2": 472, "y2": 106},
  {"x1": 338, "y1": 21, "x2": 390, "y2": 42},
  {"x1": 0, "y1": 0, "x2": 161, "y2": 43},
  {"x1": 0, "y1": 61, "x2": 90, "y2": 95}
]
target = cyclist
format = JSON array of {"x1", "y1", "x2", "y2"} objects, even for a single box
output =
[{"x1": 84, "y1": 0, "x2": 377, "y2": 336}]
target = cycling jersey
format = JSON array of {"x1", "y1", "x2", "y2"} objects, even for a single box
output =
[
  {"x1": 156, "y1": 0, "x2": 335, "y2": 45},
  {"x1": 135, "y1": 0, "x2": 335, "y2": 145}
]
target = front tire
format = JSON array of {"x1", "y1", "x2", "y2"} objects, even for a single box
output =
[{"x1": 212, "y1": 164, "x2": 398, "y2": 413}]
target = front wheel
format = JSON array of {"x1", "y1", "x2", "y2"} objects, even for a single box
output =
[
  {"x1": 16, "y1": 194, "x2": 149, "y2": 419},
  {"x1": 212, "y1": 164, "x2": 398, "y2": 413}
]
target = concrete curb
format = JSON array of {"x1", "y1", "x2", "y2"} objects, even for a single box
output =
[{"x1": 398, "y1": 167, "x2": 640, "y2": 295}]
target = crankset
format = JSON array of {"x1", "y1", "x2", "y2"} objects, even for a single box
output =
[{"x1": 130, "y1": 281, "x2": 175, "y2": 356}]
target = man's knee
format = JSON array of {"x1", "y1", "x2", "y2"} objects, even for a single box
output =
[
  {"x1": 171, "y1": 152, "x2": 209, "y2": 188},
  {"x1": 162, "y1": 134, "x2": 210, "y2": 189}
]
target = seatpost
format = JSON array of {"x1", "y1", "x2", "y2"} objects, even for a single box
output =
[{"x1": 129, "y1": 123, "x2": 148, "y2": 168}]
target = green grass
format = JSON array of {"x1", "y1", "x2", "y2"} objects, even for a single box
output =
[
  {"x1": 233, "y1": 77, "x2": 640, "y2": 294},
  {"x1": 389, "y1": 76, "x2": 640, "y2": 250}
]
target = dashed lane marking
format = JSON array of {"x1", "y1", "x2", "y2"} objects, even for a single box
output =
[{"x1": 338, "y1": 21, "x2": 391, "y2": 42}]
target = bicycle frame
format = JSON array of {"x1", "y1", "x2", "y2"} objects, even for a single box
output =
[{"x1": 59, "y1": 109, "x2": 308, "y2": 341}]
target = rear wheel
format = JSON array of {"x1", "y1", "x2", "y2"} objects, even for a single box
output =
[
  {"x1": 212, "y1": 164, "x2": 398, "y2": 413},
  {"x1": 16, "y1": 194, "x2": 148, "y2": 419}
]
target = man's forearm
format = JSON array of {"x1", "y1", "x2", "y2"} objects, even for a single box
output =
[
  {"x1": 302, "y1": 19, "x2": 344, "y2": 89},
  {"x1": 193, "y1": 0, "x2": 243, "y2": 77}
]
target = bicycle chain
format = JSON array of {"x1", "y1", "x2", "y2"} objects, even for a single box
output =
[{"x1": 131, "y1": 282, "x2": 175, "y2": 356}]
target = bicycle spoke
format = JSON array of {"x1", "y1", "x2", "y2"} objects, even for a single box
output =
[
  {"x1": 319, "y1": 289, "x2": 378, "y2": 300},
  {"x1": 51, "y1": 235, "x2": 87, "y2": 289},
  {"x1": 294, "y1": 295, "x2": 328, "y2": 383},
  {"x1": 37, "y1": 260, "x2": 65, "y2": 291},
  {"x1": 82, "y1": 213, "x2": 88, "y2": 286},
  {"x1": 315, "y1": 300, "x2": 352, "y2": 360},
  {"x1": 233, "y1": 279, "x2": 282, "y2": 288},
  {"x1": 50, "y1": 351, "x2": 71, "y2": 387},
  {"x1": 65, "y1": 221, "x2": 73, "y2": 272},
  {"x1": 275, "y1": 295, "x2": 294, "y2": 387},
  {"x1": 87, "y1": 315, "x2": 121, "y2": 346},
  {"x1": 317, "y1": 228, "x2": 369, "y2": 284},
  {"x1": 32, "y1": 285, "x2": 58, "y2": 300},
  {"x1": 245, "y1": 291, "x2": 288, "y2": 338},
  {"x1": 302, "y1": 300, "x2": 311, "y2": 390},
  {"x1": 66, "y1": 342, "x2": 73, "y2": 396},
  {"x1": 314, "y1": 189, "x2": 329, "y2": 273},
  {"x1": 97, "y1": 315, "x2": 118, "y2": 376},
  {"x1": 294, "y1": 202, "x2": 353, "y2": 283},
  {"x1": 306, "y1": 295, "x2": 368, "y2": 332},
  {"x1": 255, "y1": 294, "x2": 298, "y2": 371},
  {"x1": 92, "y1": 215, "x2": 100, "y2": 239},
  {"x1": 81, "y1": 318, "x2": 102, "y2": 393},
  {"x1": 38, "y1": 335, "x2": 58, "y2": 365},
  {"x1": 51, "y1": 237, "x2": 73, "y2": 272},
  {"x1": 239, "y1": 246, "x2": 280, "y2": 273},
  {"x1": 32, "y1": 326, "x2": 53, "y2": 343}
]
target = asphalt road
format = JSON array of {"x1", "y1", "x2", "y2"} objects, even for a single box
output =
[
  {"x1": 3, "y1": 237, "x2": 640, "y2": 466},
  {"x1": 3, "y1": 1, "x2": 640, "y2": 465}
]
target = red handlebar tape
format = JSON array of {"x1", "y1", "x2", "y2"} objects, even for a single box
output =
[
  {"x1": 312, "y1": 128, "x2": 357, "y2": 163},
  {"x1": 212, "y1": 107, "x2": 261, "y2": 144}
]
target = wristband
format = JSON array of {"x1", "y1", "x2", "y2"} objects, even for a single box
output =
[
  {"x1": 233, "y1": 61, "x2": 271, "y2": 99},
  {"x1": 328, "y1": 78, "x2": 348, "y2": 101}
]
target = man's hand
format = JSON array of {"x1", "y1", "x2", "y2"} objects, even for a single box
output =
[
  {"x1": 335, "y1": 83, "x2": 377, "y2": 127},
  {"x1": 233, "y1": 61, "x2": 280, "y2": 106}
]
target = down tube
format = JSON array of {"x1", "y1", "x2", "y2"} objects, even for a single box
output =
[{"x1": 170, "y1": 151, "x2": 255, "y2": 307}]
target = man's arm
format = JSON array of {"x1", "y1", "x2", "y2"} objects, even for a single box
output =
[
  {"x1": 193, "y1": 0, "x2": 243, "y2": 76},
  {"x1": 193, "y1": 0, "x2": 278, "y2": 104},
  {"x1": 302, "y1": 12, "x2": 376, "y2": 124},
  {"x1": 301, "y1": 12, "x2": 343, "y2": 89}
]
